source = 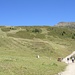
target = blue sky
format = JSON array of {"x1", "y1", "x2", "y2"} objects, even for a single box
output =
[{"x1": 0, "y1": 0, "x2": 75, "y2": 26}]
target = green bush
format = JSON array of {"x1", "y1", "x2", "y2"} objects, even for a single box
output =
[{"x1": 32, "y1": 28, "x2": 42, "y2": 33}]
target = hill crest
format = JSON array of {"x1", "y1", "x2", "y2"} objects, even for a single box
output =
[{"x1": 55, "y1": 22, "x2": 75, "y2": 27}]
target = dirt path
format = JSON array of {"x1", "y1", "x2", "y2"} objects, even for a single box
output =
[{"x1": 58, "y1": 51, "x2": 75, "y2": 75}]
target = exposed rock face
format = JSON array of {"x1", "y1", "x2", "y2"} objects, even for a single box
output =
[{"x1": 55, "y1": 22, "x2": 75, "y2": 28}]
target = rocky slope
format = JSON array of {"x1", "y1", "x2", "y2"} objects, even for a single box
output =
[{"x1": 55, "y1": 22, "x2": 75, "y2": 28}]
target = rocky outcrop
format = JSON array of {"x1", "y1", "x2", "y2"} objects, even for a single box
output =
[{"x1": 55, "y1": 22, "x2": 75, "y2": 28}]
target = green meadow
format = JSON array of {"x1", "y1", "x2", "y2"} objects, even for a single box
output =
[{"x1": 0, "y1": 26, "x2": 75, "y2": 75}]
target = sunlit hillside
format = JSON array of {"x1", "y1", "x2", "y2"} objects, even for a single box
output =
[{"x1": 0, "y1": 25, "x2": 75, "y2": 75}]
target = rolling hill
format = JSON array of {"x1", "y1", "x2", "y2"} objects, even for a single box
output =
[{"x1": 0, "y1": 25, "x2": 75, "y2": 75}]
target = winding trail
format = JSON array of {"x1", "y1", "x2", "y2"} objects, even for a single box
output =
[{"x1": 59, "y1": 51, "x2": 75, "y2": 75}]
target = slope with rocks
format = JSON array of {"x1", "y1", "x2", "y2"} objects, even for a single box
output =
[{"x1": 55, "y1": 22, "x2": 75, "y2": 28}]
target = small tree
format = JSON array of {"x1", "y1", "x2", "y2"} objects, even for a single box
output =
[{"x1": 63, "y1": 31, "x2": 66, "y2": 34}]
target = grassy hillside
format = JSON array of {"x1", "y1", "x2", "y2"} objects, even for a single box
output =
[{"x1": 0, "y1": 26, "x2": 75, "y2": 75}]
